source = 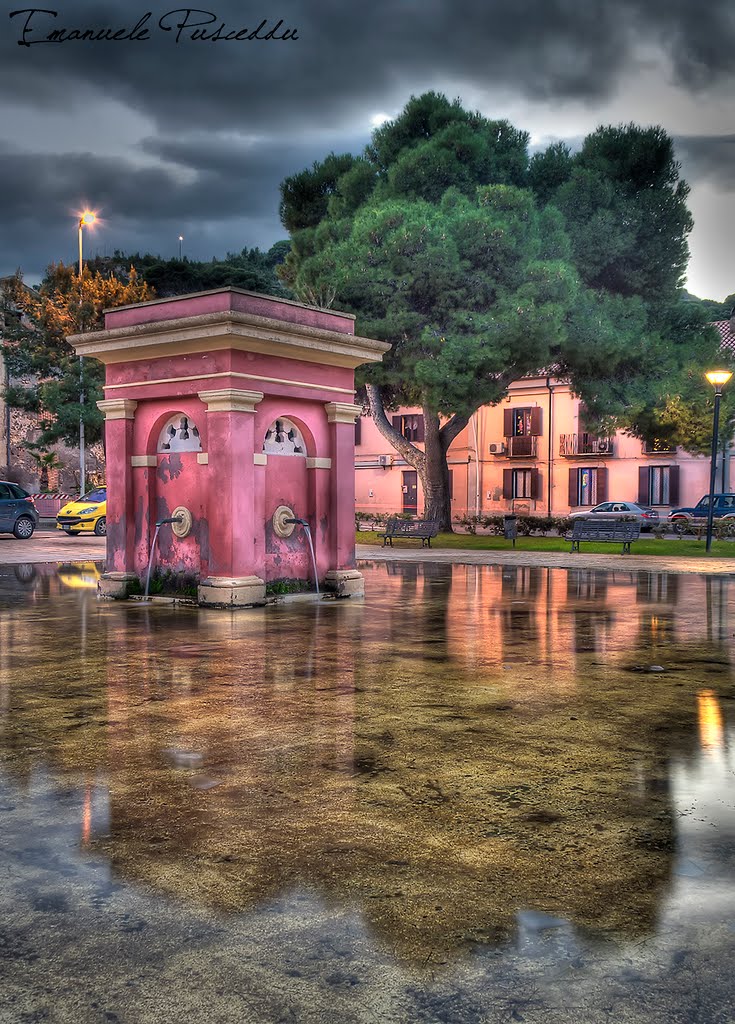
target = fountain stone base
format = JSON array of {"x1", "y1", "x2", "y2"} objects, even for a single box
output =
[
  {"x1": 99, "y1": 572, "x2": 140, "y2": 599},
  {"x1": 323, "y1": 569, "x2": 364, "y2": 598},
  {"x1": 198, "y1": 575, "x2": 267, "y2": 608}
]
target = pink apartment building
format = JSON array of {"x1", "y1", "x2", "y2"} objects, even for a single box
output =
[{"x1": 355, "y1": 319, "x2": 735, "y2": 520}]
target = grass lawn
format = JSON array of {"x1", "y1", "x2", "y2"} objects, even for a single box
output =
[{"x1": 356, "y1": 531, "x2": 735, "y2": 558}]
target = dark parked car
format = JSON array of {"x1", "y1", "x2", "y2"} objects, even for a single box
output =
[
  {"x1": 569, "y1": 501, "x2": 660, "y2": 530},
  {"x1": 668, "y1": 494, "x2": 735, "y2": 533},
  {"x1": 0, "y1": 481, "x2": 39, "y2": 539}
]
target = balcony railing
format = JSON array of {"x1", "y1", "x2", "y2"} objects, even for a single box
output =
[
  {"x1": 559, "y1": 433, "x2": 614, "y2": 457},
  {"x1": 504, "y1": 435, "x2": 538, "y2": 458}
]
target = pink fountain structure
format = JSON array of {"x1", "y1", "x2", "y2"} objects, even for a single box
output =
[{"x1": 70, "y1": 288, "x2": 389, "y2": 607}]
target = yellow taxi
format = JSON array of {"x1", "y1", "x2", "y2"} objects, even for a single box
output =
[{"x1": 56, "y1": 487, "x2": 107, "y2": 536}]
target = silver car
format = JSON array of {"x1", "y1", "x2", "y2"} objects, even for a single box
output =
[{"x1": 569, "y1": 501, "x2": 659, "y2": 530}]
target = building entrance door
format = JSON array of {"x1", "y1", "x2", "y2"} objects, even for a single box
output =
[{"x1": 402, "y1": 470, "x2": 418, "y2": 514}]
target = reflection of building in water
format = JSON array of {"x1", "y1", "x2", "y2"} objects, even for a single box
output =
[
  {"x1": 2, "y1": 563, "x2": 735, "y2": 964},
  {"x1": 636, "y1": 572, "x2": 680, "y2": 606},
  {"x1": 566, "y1": 569, "x2": 609, "y2": 602}
]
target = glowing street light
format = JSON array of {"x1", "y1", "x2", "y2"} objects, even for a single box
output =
[
  {"x1": 78, "y1": 210, "x2": 96, "y2": 276},
  {"x1": 178, "y1": 235, "x2": 183, "y2": 260},
  {"x1": 77, "y1": 209, "x2": 97, "y2": 497},
  {"x1": 704, "y1": 369, "x2": 733, "y2": 553}
]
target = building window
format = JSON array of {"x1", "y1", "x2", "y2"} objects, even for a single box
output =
[
  {"x1": 503, "y1": 468, "x2": 540, "y2": 500},
  {"x1": 504, "y1": 406, "x2": 542, "y2": 438},
  {"x1": 392, "y1": 414, "x2": 424, "y2": 442},
  {"x1": 568, "y1": 467, "x2": 608, "y2": 507},
  {"x1": 355, "y1": 417, "x2": 362, "y2": 446},
  {"x1": 514, "y1": 468, "x2": 532, "y2": 498},
  {"x1": 639, "y1": 465, "x2": 679, "y2": 506}
]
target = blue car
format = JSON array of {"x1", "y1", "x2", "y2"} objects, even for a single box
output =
[
  {"x1": 0, "y1": 480, "x2": 39, "y2": 539},
  {"x1": 668, "y1": 493, "x2": 735, "y2": 533}
]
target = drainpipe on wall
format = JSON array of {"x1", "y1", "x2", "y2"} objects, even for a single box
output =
[
  {"x1": 546, "y1": 377, "x2": 554, "y2": 514},
  {"x1": 470, "y1": 413, "x2": 480, "y2": 516}
]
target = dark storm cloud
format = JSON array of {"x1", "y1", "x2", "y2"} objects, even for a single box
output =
[
  {"x1": 3, "y1": 0, "x2": 735, "y2": 283},
  {"x1": 675, "y1": 136, "x2": 735, "y2": 192},
  {"x1": 3, "y1": 0, "x2": 735, "y2": 133},
  {"x1": 0, "y1": 131, "x2": 366, "y2": 279}
]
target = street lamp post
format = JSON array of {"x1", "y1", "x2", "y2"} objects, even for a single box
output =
[
  {"x1": 705, "y1": 370, "x2": 733, "y2": 553},
  {"x1": 77, "y1": 211, "x2": 96, "y2": 497},
  {"x1": 178, "y1": 235, "x2": 183, "y2": 260}
]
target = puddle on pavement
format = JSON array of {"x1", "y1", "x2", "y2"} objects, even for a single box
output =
[{"x1": 0, "y1": 560, "x2": 734, "y2": 1023}]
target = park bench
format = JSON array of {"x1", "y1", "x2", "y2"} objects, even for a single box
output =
[
  {"x1": 379, "y1": 518, "x2": 440, "y2": 548},
  {"x1": 570, "y1": 518, "x2": 640, "y2": 554}
]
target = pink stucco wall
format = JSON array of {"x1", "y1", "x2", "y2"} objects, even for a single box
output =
[
  {"x1": 355, "y1": 378, "x2": 718, "y2": 521},
  {"x1": 101, "y1": 291, "x2": 368, "y2": 589},
  {"x1": 104, "y1": 288, "x2": 355, "y2": 335},
  {"x1": 105, "y1": 347, "x2": 355, "y2": 398}
]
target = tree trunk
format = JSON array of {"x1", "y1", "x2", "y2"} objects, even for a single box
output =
[
  {"x1": 420, "y1": 412, "x2": 451, "y2": 529},
  {"x1": 365, "y1": 383, "x2": 470, "y2": 532}
]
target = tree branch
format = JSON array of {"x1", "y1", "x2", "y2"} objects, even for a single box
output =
[
  {"x1": 439, "y1": 412, "x2": 470, "y2": 452},
  {"x1": 365, "y1": 383, "x2": 426, "y2": 471}
]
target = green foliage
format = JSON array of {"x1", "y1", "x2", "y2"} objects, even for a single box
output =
[
  {"x1": 549, "y1": 124, "x2": 692, "y2": 300},
  {"x1": 2, "y1": 264, "x2": 153, "y2": 449},
  {"x1": 452, "y1": 513, "x2": 571, "y2": 536},
  {"x1": 265, "y1": 577, "x2": 315, "y2": 594},
  {"x1": 141, "y1": 568, "x2": 198, "y2": 598},
  {"x1": 90, "y1": 242, "x2": 291, "y2": 299},
  {"x1": 279, "y1": 93, "x2": 705, "y2": 527}
]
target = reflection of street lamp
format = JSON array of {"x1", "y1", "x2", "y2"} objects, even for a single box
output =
[
  {"x1": 705, "y1": 370, "x2": 733, "y2": 553},
  {"x1": 77, "y1": 210, "x2": 96, "y2": 496}
]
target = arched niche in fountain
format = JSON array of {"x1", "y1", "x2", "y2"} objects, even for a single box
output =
[
  {"x1": 157, "y1": 413, "x2": 202, "y2": 453},
  {"x1": 262, "y1": 416, "x2": 307, "y2": 457}
]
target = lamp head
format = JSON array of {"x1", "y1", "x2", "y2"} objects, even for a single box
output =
[
  {"x1": 705, "y1": 370, "x2": 733, "y2": 390},
  {"x1": 79, "y1": 210, "x2": 96, "y2": 228}
]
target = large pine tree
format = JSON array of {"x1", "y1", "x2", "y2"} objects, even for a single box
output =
[{"x1": 279, "y1": 93, "x2": 719, "y2": 529}]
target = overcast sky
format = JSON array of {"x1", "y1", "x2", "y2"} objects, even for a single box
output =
[{"x1": 1, "y1": 0, "x2": 734, "y2": 301}]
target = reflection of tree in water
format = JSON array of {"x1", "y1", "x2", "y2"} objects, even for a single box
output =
[
  {"x1": 637, "y1": 610, "x2": 676, "y2": 650},
  {"x1": 3, "y1": 565, "x2": 735, "y2": 965},
  {"x1": 573, "y1": 608, "x2": 616, "y2": 653},
  {"x1": 377, "y1": 562, "x2": 452, "y2": 663},
  {"x1": 498, "y1": 566, "x2": 541, "y2": 660}
]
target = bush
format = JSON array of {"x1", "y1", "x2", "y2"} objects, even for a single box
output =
[
  {"x1": 266, "y1": 577, "x2": 314, "y2": 595},
  {"x1": 144, "y1": 568, "x2": 198, "y2": 598}
]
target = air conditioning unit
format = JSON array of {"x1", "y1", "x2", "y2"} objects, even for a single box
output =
[
  {"x1": 489, "y1": 442, "x2": 506, "y2": 455},
  {"x1": 378, "y1": 454, "x2": 393, "y2": 467},
  {"x1": 597, "y1": 438, "x2": 612, "y2": 455}
]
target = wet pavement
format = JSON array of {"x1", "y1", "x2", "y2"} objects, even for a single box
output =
[
  {"x1": 0, "y1": 529, "x2": 105, "y2": 564},
  {"x1": 357, "y1": 543, "x2": 735, "y2": 576},
  {"x1": 0, "y1": 559, "x2": 734, "y2": 1023}
]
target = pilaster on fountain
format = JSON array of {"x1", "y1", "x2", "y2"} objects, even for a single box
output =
[{"x1": 69, "y1": 288, "x2": 389, "y2": 607}]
